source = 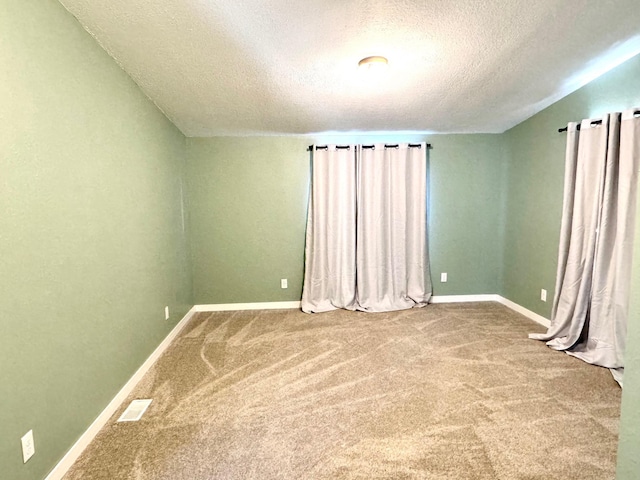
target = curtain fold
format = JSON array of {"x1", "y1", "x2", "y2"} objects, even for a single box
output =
[
  {"x1": 301, "y1": 143, "x2": 432, "y2": 314},
  {"x1": 530, "y1": 109, "x2": 640, "y2": 385}
]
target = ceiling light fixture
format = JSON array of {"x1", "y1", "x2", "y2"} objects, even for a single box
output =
[{"x1": 358, "y1": 56, "x2": 389, "y2": 73}]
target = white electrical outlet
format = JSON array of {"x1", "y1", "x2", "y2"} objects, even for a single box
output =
[
  {"x1": 164, "y1": 306, "x2": 170, "y2": 320},
  {"x1": 440, "y1": 272, "x2": 448, "y2": 283},
  {"x1": 541, "y1": 289, "x2": 547, "y2": 302},
  {"x1": 281, "y1": 279, "x2": 288, "y2": 289},
  {"x1": 21, "y1": 430, "x2": 35, "y2": 463}
]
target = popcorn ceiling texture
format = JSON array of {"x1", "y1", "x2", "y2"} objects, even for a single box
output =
[{"x1": 58, "y1": 0, "x2": 640, "y2": 136}]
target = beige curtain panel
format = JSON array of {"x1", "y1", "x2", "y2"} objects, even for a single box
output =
[
  {"x1": 530, "y1": 109, "x2": 640, "y2": 386},
  {"x1": 301, "y1": 146, "x2": 358, "y2": 312},
  {"x1": 302, "y1": 143, "x2": 432, "y2": 313}
]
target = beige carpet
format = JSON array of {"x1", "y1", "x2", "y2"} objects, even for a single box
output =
[{"x1": 64, "y1": 303, "x2": 621, "y2": 479}]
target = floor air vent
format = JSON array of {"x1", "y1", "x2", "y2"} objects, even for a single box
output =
[{"x1": 117, "y1": 399, "x2": 153, "y2": 422}]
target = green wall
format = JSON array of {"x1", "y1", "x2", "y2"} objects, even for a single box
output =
[
  {"x1": 427, "y1": 135, "x2": 507, "y2": 296},
  {"x1": 618, "y1": 194, "x2": 640, "y2": 479},
  {"x1": 186, "y1": 137, "x2": 310, "y2": 303},
  {"x1": 186, "y1": 134, "x2": 507, "y2": 304},
  {"x1": 500, "y1": 54, "x2": 640, "y2": 479},
  {"x1": 0, "y1": 1, "x2": 192, "y2": 479},
  {"x1": 502, "y1": 54, "x2": 640, "y2": 318}
]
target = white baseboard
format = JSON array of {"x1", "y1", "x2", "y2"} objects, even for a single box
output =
[
  {"x1": 429, "y1": 294, "x2": 550, "y2": 328},
  {"x1": 45, "y1": 307, "x2": 197, "y2": 480},
  {"x1": 430, "y1": 294, "x2": 500, "y2": 304},
  {"x1": 194, "y1": 301, "x2": 301, "y2": 312},
  {"x1": 194, "y1": 297, "x2": 550, "y2": 328},
  {"x1": 496, "y1": 296, "x2": 551, "y2": 328}
]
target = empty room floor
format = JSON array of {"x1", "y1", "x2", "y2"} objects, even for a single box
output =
[{"x1": 64, "y1": 303, "x2": 621, "y2": 479}]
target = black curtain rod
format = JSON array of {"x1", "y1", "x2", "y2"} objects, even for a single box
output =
[
  {"x1": 558, "y1": 110, "x2": 640, "y2": 133},
  {"x1": 558, "y1": 119, "x2": 602, "y2": 133},
  {"x1": 307, "y1": 143, "x2": 432, "y2": 151}
]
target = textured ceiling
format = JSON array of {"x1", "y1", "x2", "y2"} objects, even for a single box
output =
[{"x1": 59, "y1": 0, "x2": 640, "y2": 136}]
